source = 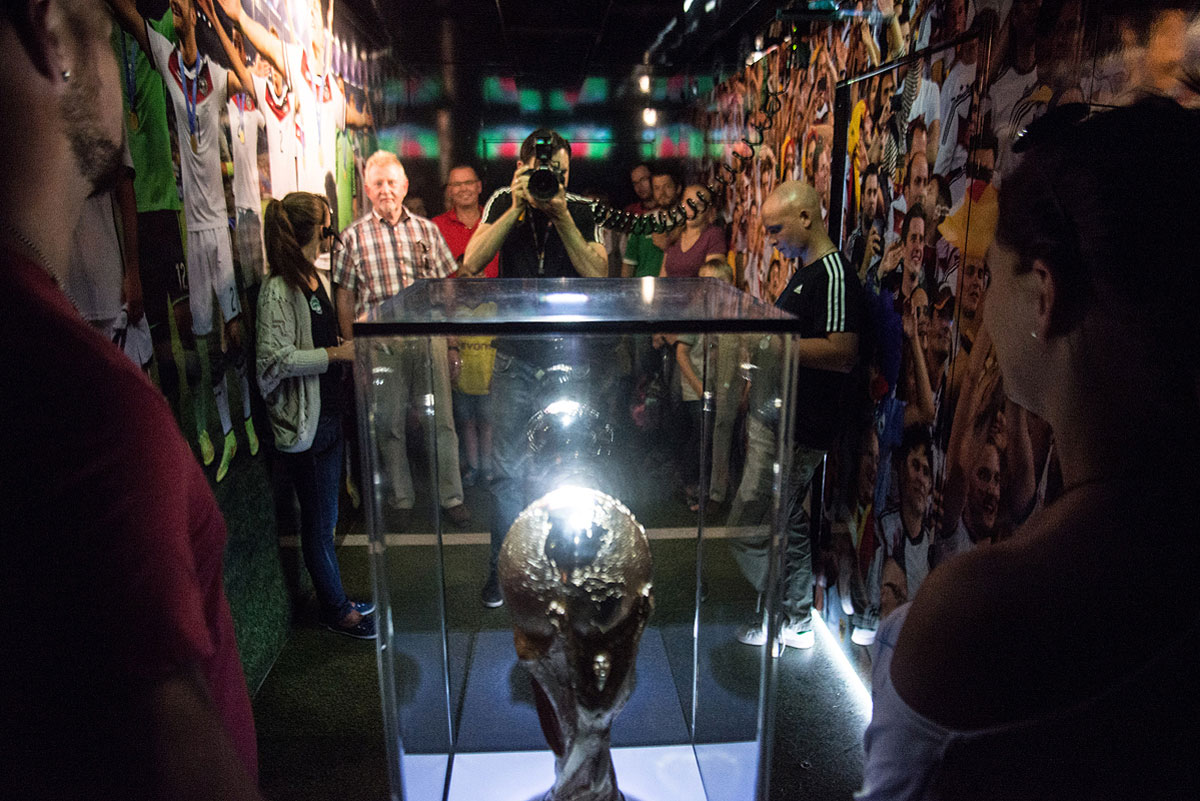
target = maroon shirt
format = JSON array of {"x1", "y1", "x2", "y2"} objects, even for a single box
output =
[
  {"x1": 1, "y1": 251, "x2": 258, "y2": 795},
  {"x1": 433, "y1": 205, "x2": 498, "y2": 278},
  {"x1": 662, "y1": 224, "x2": 728, "y2": 278}
]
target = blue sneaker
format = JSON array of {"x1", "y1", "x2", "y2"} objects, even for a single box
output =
[
  {"x1": 352, "y1": 600, "x2": 376, "y2": 616},
  {"x1": 326, "y1": 613, "x2": 377, "y2": 640}
]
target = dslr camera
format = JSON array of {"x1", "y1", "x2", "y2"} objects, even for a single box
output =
[{"x1": 526, "y1": 135, "x2": 565, "y2": 203}]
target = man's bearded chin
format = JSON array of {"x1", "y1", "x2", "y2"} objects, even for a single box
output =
[
  {"x1": 61, "y1": 72, "x2": 123, "y2": 198},
  {"x1": 375, "y1": 197, "x2": 398, "y2": 217}
]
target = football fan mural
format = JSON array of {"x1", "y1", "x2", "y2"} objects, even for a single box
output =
[{"x1": 702, "y1": 0, "x2": 1200, "y2": 652}]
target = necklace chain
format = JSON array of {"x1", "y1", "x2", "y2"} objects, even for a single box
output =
[
  {"x1": 1, "y1": 217, "x2": 82, "y2": 310},
  {"x1": 1, "y1": 218, "x2": 53, "y2": 277}
]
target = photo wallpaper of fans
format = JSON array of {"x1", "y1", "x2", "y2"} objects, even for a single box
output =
[{"x1": 701, "y1": 0, "x2": 1200, "y2": 649}]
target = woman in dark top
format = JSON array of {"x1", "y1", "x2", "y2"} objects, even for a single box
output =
[
  {"x1": 256, "y1": 192, "x2": 375, "y2": 639},
  {"x1": 859, "y1": 97, "x2": 1200, "y2": 799}
]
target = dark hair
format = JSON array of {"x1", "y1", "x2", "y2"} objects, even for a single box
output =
[
  {"x1": 996, "y1": 97, "x2": 1200, "y2": 346},
  {"x1": 931, "y1": 173, "x2": 951, "y2": 210},
  {"x1": 901, "y1": 204, "x2": 926, "y2": 241},
  {"x1": 264, "y1": 192, "x2": 327, "y2": 292},
  {"x1": 651, "y1": 166, "x2": 681, "y2": 187},
  {"x1": 895, "y1": 423, "x2": 933, "y2": 471},
  {"x1": 906, "y1": 117, "x2": 928, "y2": 155},
  {"x1": 519, "y1": 128, "x2": 571, "y2": 162},
  {"x1": 969, "y1": 127, "x2": 999, "y2": 158},
  {"x1": 861, "y1": 162, "x2": 880, "y2": 195},
  {"x1": 904, "y1": 150, "x2": 927, "y2": 190},
  {"x1": 446, "y1": 163, "x2": 480, "y2": 181}
]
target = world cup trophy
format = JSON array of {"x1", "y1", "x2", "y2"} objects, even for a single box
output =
[{"x1": 498, "y1": 486, "x2": 653, "y2": 801}]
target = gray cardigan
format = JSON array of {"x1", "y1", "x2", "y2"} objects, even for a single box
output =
[{"x1": 256, "y1": 275, "x2": 331, "y2": 453}]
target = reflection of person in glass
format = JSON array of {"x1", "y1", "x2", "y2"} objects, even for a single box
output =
[
  {"x1": 860, "y1": 98, "x2": 1200, "y2": 798},
  {"x1": 460, "y1": 129, "x2": 608, "y2": 608}
]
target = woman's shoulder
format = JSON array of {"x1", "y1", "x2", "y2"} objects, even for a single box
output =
[
  {"x1": 888, "y1": 538, "x2": 1051, "y2": 729},
  {"x1": 261, "y1": 274, "x2": 300, "y2": 300},
  {"x1": 892, "y1": 487, "x2": 1199, "y2": 729},
  {"x1": 259, "y1": 275, "x2": 306, "y2": 317}
]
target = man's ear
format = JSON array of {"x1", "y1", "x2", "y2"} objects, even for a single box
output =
[
  {"x1": 10, "y1": 0, "x2": 60, "y2": 81},
  {"x1": 1030, "y1": 257, "x2": 1057, "y2": 339},
  {"x1": 799, "y1": 208, "x2": 813, "y2": 230}
]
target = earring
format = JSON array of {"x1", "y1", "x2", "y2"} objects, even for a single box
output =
[
  {"x1": 61, "y1": 69, "x2": 71, "y2": 81},
  {"x1": 1030, "y1": 331, "x2": 1038, "y2": 339}
]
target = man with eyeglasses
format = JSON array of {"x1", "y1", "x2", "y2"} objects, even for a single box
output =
[
  {"x1": 333, "y1": 150, "x2": 472, "y2": 531},
  {"x1": 433, "y1": 165, "x2": 498, "y2": 277}
]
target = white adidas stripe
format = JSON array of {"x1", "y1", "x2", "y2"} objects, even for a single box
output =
[{"x1": 824, "y1": 254, "x2": 845, "y2": 332}]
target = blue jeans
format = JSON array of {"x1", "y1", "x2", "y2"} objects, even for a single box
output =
[
  {"x1": 487, "y1": 352, "x2": 543, "y2": 570},
  {"x1": 282, "y1": 414, "x2": 351, "y2": 623}
]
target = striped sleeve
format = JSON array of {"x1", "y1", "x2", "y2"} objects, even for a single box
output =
[
  {"x1": 566, "y1": 193, "x2": 602, "y2": 244},
  {"x1": 482, "y1": 188, "x2": 509, "y2": 225},
  {"x1": 821, "y1": 252, "x2": 850, "y2": 333}
]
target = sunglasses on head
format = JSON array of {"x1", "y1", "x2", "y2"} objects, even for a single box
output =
[{"x1": 1011, "y1": 102, "x2": 1115, "y2": 153}]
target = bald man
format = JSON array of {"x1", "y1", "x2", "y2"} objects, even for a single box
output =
[{"x1": 731, "y1": 180, "x2": 864, "y2": 654}]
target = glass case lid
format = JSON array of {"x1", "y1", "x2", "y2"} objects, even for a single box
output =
[{"x1": 352, "y1": 277, "x2": 802, "y2": 336}]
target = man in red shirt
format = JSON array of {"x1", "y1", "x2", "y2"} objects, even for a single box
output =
[
  {"x1": 434, "y1": 164, "x2": 498, "y2": 277},
  {"x1": 0, "y1": 1, "x2": 261, "y2": 797}
]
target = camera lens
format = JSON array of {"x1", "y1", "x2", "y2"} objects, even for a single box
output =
[{"x1": 527, "y1": 167, "x2": 560, "y2": 202}]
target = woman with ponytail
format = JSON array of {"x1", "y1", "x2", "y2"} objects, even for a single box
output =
[{"x1": 257, "y1": 192, "x2": 374, "y2": 639}]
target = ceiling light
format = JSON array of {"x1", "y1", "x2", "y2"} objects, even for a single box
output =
[
  {"x1": 639, "y1": 74, "x2": 651, "y2": 94},
  {"x1": 642, "y1": 107, "x2": 658, "y2": 127},
  {"x1": 683, "y1": 0, "x2": 694, "y2": 11},
  {"x1": 704, "y1": 0, "x2": 716, "y2": 11}
]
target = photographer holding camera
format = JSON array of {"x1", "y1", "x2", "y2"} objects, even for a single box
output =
[
  {"x1": 461, "y1": 129, "x2": 610, "y2": 607},
  {"x1": 462, "y1": 129, "x2": 607, "y2": 278}
]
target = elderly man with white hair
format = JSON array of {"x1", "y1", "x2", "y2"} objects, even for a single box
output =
[{"x1": 332, "y1": 150, "x2": 471, "y2": 530}]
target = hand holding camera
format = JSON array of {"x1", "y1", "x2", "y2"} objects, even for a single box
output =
[
  {"x1": 510, "y1": 165, "x2": 532, "y2": 214},
  {"x1": 521, "y1": 135, "x2": 569, "y2": 220}
]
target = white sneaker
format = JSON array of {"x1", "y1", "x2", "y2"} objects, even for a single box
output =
[
  {"x1": 735, "y1": 622, "x2": 814, "y2": 656},
  {"x1": 851, "y1": 626, "x2": 876, "y2": 647}
]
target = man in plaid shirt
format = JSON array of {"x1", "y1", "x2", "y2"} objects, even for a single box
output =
[{"x1": 333, "y1": 150, "x2": 471, "y2": 530}]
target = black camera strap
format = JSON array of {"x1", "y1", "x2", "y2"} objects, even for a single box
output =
[{"x1": 529, "y1": 212, "x2": 551, "y2": 276}]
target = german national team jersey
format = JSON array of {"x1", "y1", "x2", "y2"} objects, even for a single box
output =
[
  {"x1": 775, "y1": 249, "x2": 864, "y2": 450},
  {"x1": 285, "y1": 42, "x2": 345, "y2": 195},
  {"x1": 254, "y1": 73, "x2": 298, "y2": 198},
  {"x1": 112, "y1": 15, "x2": 181, "y2": 213},
  {"x1": 227, "y1": 92, "x2": 265, "y2": 211},
  {"x1": 144, "y1": 24, "x2": 229, "y2": 231}
]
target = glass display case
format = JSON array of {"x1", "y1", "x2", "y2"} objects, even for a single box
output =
[{"x1": 353, "y1": 277, "x2": 803, "y2": 801}]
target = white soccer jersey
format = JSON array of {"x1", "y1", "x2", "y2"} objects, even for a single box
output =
[
  {"x1": 285, "y1": 41, "x2": 345, "y2": 194},
  {"x1": 254, "y1": 73, "x2": 299, "y2": 198},
  {"x1": 227, "y1": 92, "x2": 266, "y2": 211},
  {"x1": 144, "y1": 24, "x2": 229, "y2": 232}
]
